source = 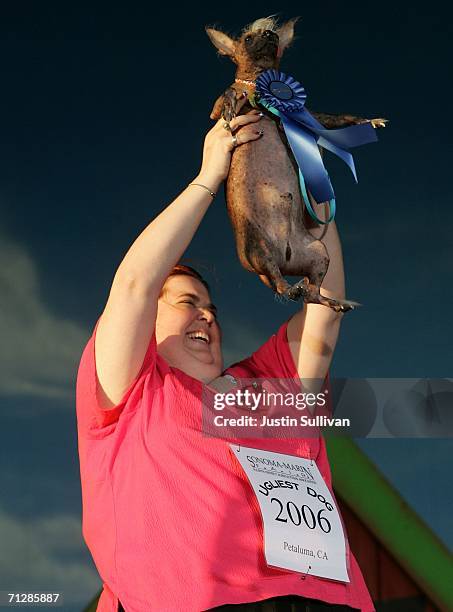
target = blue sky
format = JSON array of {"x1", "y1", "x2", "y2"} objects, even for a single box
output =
[{"x1": 0, "y1": 2, "x2": 451, "y2": 609}]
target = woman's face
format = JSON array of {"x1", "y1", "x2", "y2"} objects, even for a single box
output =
[{"x1": 155, "y1": 274, "x2": 223, "y2": 382}]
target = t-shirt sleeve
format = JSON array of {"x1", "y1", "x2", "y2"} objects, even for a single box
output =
[
  {"x1": 233, "y1": 318, "x2": 331, "y2": 393},
  {"x1": 244, "y1": 320, "x2": 299, "y2": 379},
  {"x1": 76, "y1": 319, "x2": 157, "y2": 435},
  {"x1": 233, "y1": 321, "x2": 332, "y2": 411},
  {"x1": 233, "y1": 320, "x2": 333, "y2": 464}
]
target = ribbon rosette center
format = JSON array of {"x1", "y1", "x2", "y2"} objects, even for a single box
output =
[
  {"x1": 256, "y1": 69, "x2": 306, "y2": 113},
  {"x1": 269, "y1": 81, "x2": 294, "y2": 101}
]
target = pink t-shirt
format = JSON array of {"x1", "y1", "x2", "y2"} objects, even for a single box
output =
[{"x1": 76, "y1": 320, "x2": 374, "y2": 612}]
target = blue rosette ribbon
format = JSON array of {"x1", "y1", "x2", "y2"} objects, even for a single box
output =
[{"x1": 255, "y1": 69, "x2": 378, "y2": 224}]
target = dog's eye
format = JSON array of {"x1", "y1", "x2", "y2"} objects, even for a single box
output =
[{"x1": 245, "y1": 35, "x2": 252, "y2": 44}]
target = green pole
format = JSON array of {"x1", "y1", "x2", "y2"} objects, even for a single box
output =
[{"x1": 326, "y1": 438, "x2": 453, "y2": 611}]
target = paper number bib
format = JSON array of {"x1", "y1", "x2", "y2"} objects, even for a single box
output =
[{"x1": 231, "y1": 445, "x2": 350, "y2": 583}]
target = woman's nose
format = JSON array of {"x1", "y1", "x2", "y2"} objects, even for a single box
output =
[{"x1": 198, "y1": 308, "x2": 215, "y2": 324}]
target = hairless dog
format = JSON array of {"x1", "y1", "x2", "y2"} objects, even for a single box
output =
[{"x1": 207, "y1": 16, "x2": 386, "y2": 312}]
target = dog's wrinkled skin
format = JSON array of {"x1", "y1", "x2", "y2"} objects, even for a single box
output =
[{"x1": 207, "y1": 17, "x2": 387, "y2": 312}]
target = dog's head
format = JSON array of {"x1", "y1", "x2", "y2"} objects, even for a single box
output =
[{"x1": 206, "y1": 16, "x2": 298, "y2": 76}]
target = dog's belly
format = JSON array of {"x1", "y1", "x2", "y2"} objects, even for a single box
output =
[{"x1": 226, "y1": 118, "x2": 311, "y2": 272}]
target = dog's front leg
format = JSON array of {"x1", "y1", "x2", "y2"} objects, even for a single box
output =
[
  {"x1": 310, "y1": 110, "x2": 388, "y2": 129},
  {"x1": 222, "y1": 87, "x2": 241, "y2": 122},
  {"x1": 210, "y1": 94, "x2": 225, "y2": 120},
  {"x1": 210, "y1": 87, "x2": 247, "y2": 122}
]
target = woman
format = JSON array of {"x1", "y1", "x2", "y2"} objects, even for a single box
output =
[{"x1": 76, "y1": 105, "x2": 374, "y2": 611}]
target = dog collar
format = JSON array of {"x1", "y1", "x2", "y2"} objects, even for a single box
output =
[{"x1": 235, "y1": 78, "x2": 256, "y2": 88}]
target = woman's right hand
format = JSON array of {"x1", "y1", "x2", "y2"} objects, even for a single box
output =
[{"x1": 196, "y1": 103, "x2": 264, "y2": 191}]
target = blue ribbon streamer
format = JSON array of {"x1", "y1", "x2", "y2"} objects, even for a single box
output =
[
  {"x1": 299, "y1": 170, "x2": 336, "y2": 225},
  {"x1": 263, "y1": 102, "x2": 335, "y2": 224},
  {"x1": 255, "y1": 70, "x2": 378, "y2": 224}
]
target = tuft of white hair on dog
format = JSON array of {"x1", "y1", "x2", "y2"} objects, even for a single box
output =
[{"x1": 243, "y1": 15, "x2": 279, "y2": 34}]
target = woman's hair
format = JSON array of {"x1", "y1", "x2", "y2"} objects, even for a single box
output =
[{"x1": 159, "y1": 263, "x2": 210, "y2": 297}]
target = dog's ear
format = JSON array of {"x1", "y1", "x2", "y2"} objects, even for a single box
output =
[
  {"x1": 276, "y1": 17, "x2": 299, "y2": 57},
  {"x1": 206, "y1": 27, "x2": 236, "y2": 57}
]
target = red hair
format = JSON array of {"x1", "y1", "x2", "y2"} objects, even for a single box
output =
[{"x1": 159, "y1": 264, "x2": 210, "y2": 297}]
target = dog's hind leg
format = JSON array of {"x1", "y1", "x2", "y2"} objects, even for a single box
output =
[
  {"x1": 253, "y1": 258, "x2": 292, "y2": 296},
  {"x1": 258, "y1": 274, "x2": 273, "y2": 290},
  {"x1": 286, "y1": 241, "x2": 359, "y2": 312}
]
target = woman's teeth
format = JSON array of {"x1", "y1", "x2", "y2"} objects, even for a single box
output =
[{"x1": 187, "y1": 331, "x2": 209, "y2": 344}]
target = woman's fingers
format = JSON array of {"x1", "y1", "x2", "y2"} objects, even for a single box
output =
[
  {"x1": 211, "y1": 107, "x2": 264, "y2": 150},
  {"x1": 230, "y1": 110, "x2": 262, "y2": 132},
  {"x1": 215, "y1": 108, "x2": 262, "y2": 133},
  {"x1": 234, "y1": 125, "x2": 264, "y2": 147},
  {"x1": 199, "y1": 106, "x2": 264, "y2": 182}
]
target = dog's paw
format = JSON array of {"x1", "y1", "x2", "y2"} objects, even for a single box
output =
[{"x1": 370, "y1": 118, "x2": 388, "y2": 129}]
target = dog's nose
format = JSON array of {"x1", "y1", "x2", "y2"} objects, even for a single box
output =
[{"x1": 262, "y1": 30, "x2": 278, "y2": 43}]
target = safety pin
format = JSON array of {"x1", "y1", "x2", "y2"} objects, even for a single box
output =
[{"x1": 300, "y1": 565, "x2": 312, "y2": 580}]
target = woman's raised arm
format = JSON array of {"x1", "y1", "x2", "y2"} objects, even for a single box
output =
[
  {"x1": 94, "y1": 109, "x2": 263, "y2": 408},
  {"x1": 287, "y1": 204, "x2": 346, "y2": 384}
]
